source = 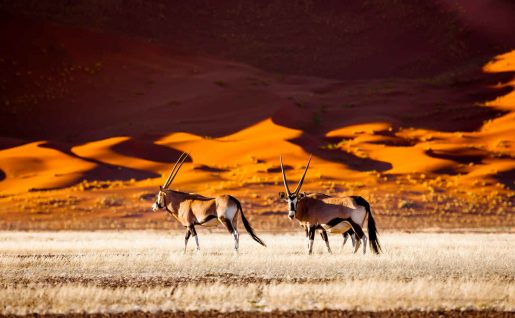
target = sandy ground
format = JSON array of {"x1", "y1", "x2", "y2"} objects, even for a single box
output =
[{"x1": 1, "y1": 310, "x2": 512, "y2": 318}]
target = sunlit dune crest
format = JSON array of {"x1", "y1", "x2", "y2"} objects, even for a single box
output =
[
  {"x1": 326, "y1": 122, "x2": 392, "y2": 138},
  {"x1": 157, "y1": 118, "x2": 306, "y2": 165},
  {"x1": 483, "y1": 50, "x2": 515, "y2": 73}
]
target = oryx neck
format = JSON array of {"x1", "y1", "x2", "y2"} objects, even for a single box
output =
[{"x1": 161, "y1": 189, "x2": 188, "y2": 215}]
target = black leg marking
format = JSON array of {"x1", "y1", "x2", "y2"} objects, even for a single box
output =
[
  {"x1": 223, "y1": 219, "x2": 235, "y2": 234},
  {"x1": 184, "y1": 228, "x2": 191, "y2": 252},
  {"x1": 320, "y1": 230, "x2": 328, "y2": 242},
  {"x1": 188, "y1": 225, "x2": 197, "y2": 237},
  {"x1": 321, "y1": 230, "x2": 332, "y2": 253},
  {"x1": 307, "y1": 226, "x2": 316, "y2": 255},
  {"x1": 344, "y1": 229, "x2": 355, "y2": 236},
  {"x1": 187, "y1": 225, "x2": 200, "y2": 250},
  {"x1": 346, "y1": 219, "x2": 364, "y2": 239},
  {"x1": 308, "y1": 226, "x2": 316, "y2": 240}
]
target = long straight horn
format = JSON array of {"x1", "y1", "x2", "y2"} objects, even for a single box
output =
[
  {"x1": 280, "y1": 156, "x2": 292, "y2": 196},
  {"x1": 166, "y1": 152, "x2": 189, "y2": 187},
  {"x1": 293, "y1": 155, "x2": 312, "y2": 195},
  {"x1": 163, "y1": 152, "x2": 187, "y2": 188}
]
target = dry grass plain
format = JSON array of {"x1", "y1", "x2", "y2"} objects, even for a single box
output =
[{"x1": 0, "y1": 231, "x2": 513, "y2": 317}]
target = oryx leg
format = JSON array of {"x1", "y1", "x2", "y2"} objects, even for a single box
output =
[
  {"x1": 305, "y1": 226, "x2": 309, "y2": 249},
  {"x1": 184, "y1": 228, "x2": 191, "y2": 253},
  {"x1": 187, "y1": 225, "x2": 200, "y2": 251},
  {"x1": 346, "y1": 219, "x2": 364, "y2": 254},
  {"x1": 232, "y1": 216, "x2": 239, "y2": 252},
  {"x1": 307, "y1": 226, "x2": 316, "y2": 255},
  {"x1": 221, "y1": 217, "x2": 239, "y2": 252},
  {"x1": 342, "y1": 232, "x2": 349, "y2": 247},
  {"x1": 320, "y1": 230, "x2": 332, "y2": 254},
  {"x1": 362, "y1": 234, "x2": 368, "y2": 255},
  {"x1": 341, "y1": 229, "x2": 356, "y2": 251}
]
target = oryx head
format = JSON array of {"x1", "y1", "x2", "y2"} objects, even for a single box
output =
[
  {"x1": 278, "y1": 155, "x2": 312, "y2": 220},
  {"x1": 152, "y1": 152, "x2": 188, "y2": 212}
]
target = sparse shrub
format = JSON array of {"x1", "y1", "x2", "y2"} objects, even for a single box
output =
[
  {"x1": 98, "y1": 196, "x2": 124, "y2": 207},
  {"x1": 398, "y1": 200, "x2": 416, "y2": 209}
]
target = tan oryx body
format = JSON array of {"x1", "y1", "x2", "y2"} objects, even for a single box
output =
[
  {"x1": 279, "y1": 156, "x2": 382, "y2": 255},
  {"x1": 152, "y1": 153, "x2": 266, "y2": 252}
]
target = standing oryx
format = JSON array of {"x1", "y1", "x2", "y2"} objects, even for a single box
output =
[
  {"x1": 279, "y1": 155, "x2": 382, "y2": 255},
  {"x1": 152, "y1": 152, "x2": 266, "y2": 252}
]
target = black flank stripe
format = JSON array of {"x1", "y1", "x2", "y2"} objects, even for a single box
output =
[
  {"x1": 325, "y1": 218, "x2": 346, "y2": 228},
  {"x1": 195, "y1": 215, "x2": 217, "y2": 225}
]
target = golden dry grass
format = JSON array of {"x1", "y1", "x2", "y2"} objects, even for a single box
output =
[{"x1": 0, "y1": 231, "x2": 513, "y2": 315}]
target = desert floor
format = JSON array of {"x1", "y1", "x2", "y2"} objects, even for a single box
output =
[{"x1": 0, "y1": 231, "x2": 513, "y2": 317}]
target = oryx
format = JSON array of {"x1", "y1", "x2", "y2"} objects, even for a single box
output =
[
  {"x1": 152, "y1": 152, "x2": 266, "y2": 252},
  {"x1": 305, "y1": 192, "x2": 358, "y2": 252},
  {"x1": 279, "y1": 155, "x2": 382, "y2": 255}
]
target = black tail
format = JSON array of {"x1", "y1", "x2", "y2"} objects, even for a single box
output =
[
  {"x1": 352, "y1": 196, "x2": 382, "y2": 254},
  {"x1": 230, "y1": 196, "x2": 266, "y2": 247}
]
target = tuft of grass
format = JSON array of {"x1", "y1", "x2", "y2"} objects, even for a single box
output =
[{"x1": 98, "y1": 196, "x2": 124, "y2": 207}]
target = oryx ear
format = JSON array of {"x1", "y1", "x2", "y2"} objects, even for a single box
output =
[
  {"x1": 298, "y1": 192, "x2": 307, "y2": 199},
  {"x1": 159, "y1": 185, "x2": 163, "y2": 190},
  {"x1": 278, "y1": 191, "x2": 286, "y2": 199}
]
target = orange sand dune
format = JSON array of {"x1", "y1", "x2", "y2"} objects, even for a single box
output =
[
  {"x1": 0, "y1": 18, "x2": 513, "y2": 229},
  {"x1": 0, "y1": 142, "x2": 94, "y2": 193}
]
